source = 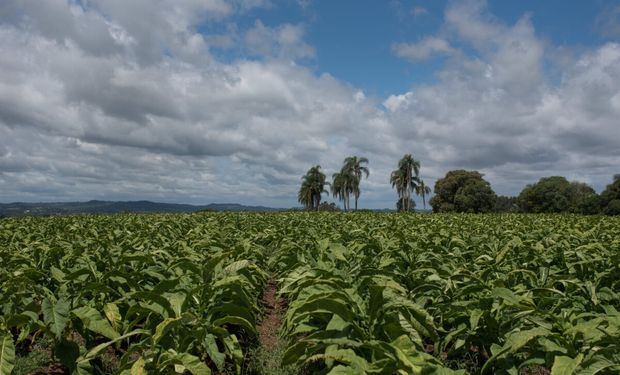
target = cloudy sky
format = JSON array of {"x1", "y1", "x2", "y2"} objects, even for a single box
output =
[{"x1": 1, "y1": 0, "x2": 619, "y2": 208}]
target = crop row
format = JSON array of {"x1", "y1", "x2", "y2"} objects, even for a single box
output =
[{"x1": 1, "y1": 213, "x2": 619, "y2": 374}]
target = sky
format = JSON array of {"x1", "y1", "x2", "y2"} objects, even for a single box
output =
[{"x1": 0, "y1": 0, "x2": 619, "y2": 209}]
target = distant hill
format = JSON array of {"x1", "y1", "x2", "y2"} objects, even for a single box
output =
[{"x1": 0, "y1": 200, "x2": 282, "y2": 216}]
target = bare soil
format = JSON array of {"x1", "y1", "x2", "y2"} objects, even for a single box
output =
[{"x1": 256, "y1": 279, "x2": 286, "y2": 351}]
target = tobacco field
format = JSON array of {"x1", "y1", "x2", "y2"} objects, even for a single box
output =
[{"x1": 1, "y1": 213, "x2": 619, "y2": 374}]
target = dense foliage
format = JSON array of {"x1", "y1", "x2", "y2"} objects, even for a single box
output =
[
  {"x1": 600, "y1": 175, "x2": 620, "y2": 215},
  {"x1": 0, "y1": 214, "x2": 269, "y2": 374},
  {"x1": 430, "y1": 170, "x2": 497, "y2": 213},
  {"x1": 517, "y1": 177, "x2": 598, "y2": 214},
  {"x1": 1, "y1": 213, "x2": 619, "y2": 374},
  {"x1": 298, "y1": 166, "x2": 329, "y2": 211}
]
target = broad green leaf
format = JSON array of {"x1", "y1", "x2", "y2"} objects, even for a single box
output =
[
  {"x1": 50, "y1": 266, "x2": 66, "y2": 282},
  {"x1": 482, "y1": 327, "x2": 549, "y2": 373},
  {"x1": 104, "y1": 303, "x2": 122, "y2": 332},
  {"x1": 0, "y1": 333, "x2": 15, "y2": 375},
  {"x1": 130, "y1": 357, "x2": 146, "y2": 375},
  {"x1": 551, "y1": 354, "x2": 583, "y2": 375},
  {"x1": 203, "y1": 334, "x2": 225, "y2": 372},
  {"x1": 212, "y1": 316, "x2": 257, "y2": 336},
  {"x1": 153, "y1": 317, "x2": 182, "y2": 344},
  {"x1": 327, "y1": 365, "x2": 358, "y2": 374},
  {"x1": 172, "y1": 352, "x2": 211, "y2": 375},
  {"x1": 42, "y1": 297, "x2": 70, "y2": 340},
  {"x1": 78, "y1": 329, "x2": 147, "y2": 364},
  {"x1": 72, "y1": 306, "x2": 120, "y2": 339}
]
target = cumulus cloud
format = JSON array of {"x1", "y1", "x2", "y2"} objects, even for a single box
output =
[
  {"x1": 0, "y1": 0, "x2": 393, "y2": 206},
  {"x1": 393, "y1": 37, "x2": 457, "y2": 61},
  {"x1": 387, "y1": 0, "x2": 620, "y2": 196},
  {"x1": 595, "y1": 3, "x2": 620, "y2": 39},
  {"x1": 0, "y1": 0, "x2": 619, "y2": 208},
  {"x1": 244, "y1": 20, "x2": 315, "y2": 60}
]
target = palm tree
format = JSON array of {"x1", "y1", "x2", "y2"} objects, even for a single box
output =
[
  {"x1": 297, "y1": 179, "x2": 313, "y2": 210},
  {"x1": 331, "y1": 171, "x2": 356, "y2": 211},
  {"x1": 331, "y1": 172, "x2": 345, "y2": 210},
  {"x1": 343, "y1": 156, "x2": 369, "y2": 210},
  {"x1": 390, "y1": 169, "x2": 406, "y2": 211},
  {"x1": 415, "y1": 178, "x2": 432, "y2": 210},
  {"x1": 390, "y1": 154, "x2": 421, "y2": 212},
  {"x1": 396, "y1": 197, "x2": 415, "y2": 212},
  {"x1": 298, "y1": 165, "x2": 329, "y2": 211}
]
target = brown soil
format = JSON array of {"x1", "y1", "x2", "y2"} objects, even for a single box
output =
[
  {"x1": 256, "y1": 279, "x2": 286, "y2": 350},
  {"x1": 29, "y1": 363, "x2": 67, "y2": 374}
]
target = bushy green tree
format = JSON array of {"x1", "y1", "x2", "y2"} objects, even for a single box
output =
[
  {"x1": 518, "y1": 177, "x2": 600, "y2": 214},
  {"x1": 430, "y1": 170, "x2": 496, "y2": 213},
  {"x1": 601, "y1": 175, "x2": 620, "y2": 215}
]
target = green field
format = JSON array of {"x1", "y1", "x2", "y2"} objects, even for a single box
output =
[{"x1": 1, "y1": 213, "x2": 619, "y2": 374}]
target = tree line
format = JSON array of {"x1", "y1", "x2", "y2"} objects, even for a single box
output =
[
  {"x1": 298, "y1": 156, "x2": 620, "y2": 216},
  {"x1": 298, "y1": 154, "x2": 431, "y2": 211},
  {"x1": 428, "y1": 170, "x2": 620, "y2": 215}
]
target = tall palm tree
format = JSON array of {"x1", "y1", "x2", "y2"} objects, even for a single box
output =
[
  {"x1": 331, "y1": 171, "x2": 355, "y2": 211},
  {"x1": 390, "y1": 154, "x2": 421, "y2": 212},
  {"x1": 343, "y1": 156, "x2": 369, "y2": 210},
  {"x1": 297, "y1": 179, "x2": 313, "y2": 210},
  {"x1": 415, "y1": 178, "x2": 432, "y2": 210},
  {"x1": 390, "y1": 169, "x2": 406, "y2": 211},
  {"x1": 331, "y1": 172, "x2": 345, "y2": 210},
  {"x1": 298, "y1": 165, "x2": 329, "y2": 211}
]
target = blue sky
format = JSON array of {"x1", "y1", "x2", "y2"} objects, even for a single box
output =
[
  {"x1": 1, "y1": 0, "x2": 619, "y2": 208},
  {"x1": 209, "y1": 0, "x2": 615, "y2": 96}
]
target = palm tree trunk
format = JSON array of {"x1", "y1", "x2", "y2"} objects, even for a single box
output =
[
  {"x1": 355, "y1": 196, "x2": 358, "y2": 210},
  {"x1": 406, "y1": 169, "x2": 412, "y2": 212}
]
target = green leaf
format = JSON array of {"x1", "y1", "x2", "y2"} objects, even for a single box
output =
[
  {"x1": 551, "y1": 354, "x2": 583, "y2": 375},
  {"x1": 576, "y1": 356, "x2": 620, "y2": 375},
  {"x1": 153, "y1": 317, "x2": 182, "y2": 344},
  {"x1": 50, "y1": 266, "x2": 66, "y2": 282},
  {"x1": 130, "y1": 357, "x2": 146, "y2": 375},
  {"x1": 491, "y1": 288, "x2": 531, "y2": 307},
  {"x1": 0, "y1": 333, "x2": 16, "y2": 375},
  {"x1": 469, "y1": 309, "x2": 483, "y2": 331},
  {"x1": 212, "y1": 316, "x2": 257, "y2": 336},
  {"x1": 327, "y1": 365, "x2": 358, "y2": 374},
  {"x1": 203, "y1": 334, "x2": 225, "y2": 372},
  {"x1": 103, "y1": 303, "x2": 122, "y2": 332},
  {"x1": 77, "y1": 330, "x2": 147, "y2": 365},
  {"x1": 42, "y1": 297, "x2": 70, "y2": 340},
  {"x1": 72, "y1": 306, "x2": 120, "y2": 339},
  {"x1": 173, "y1": 352, "x2": 211, "y2": 375},
  {"x1": 326, "y1": 314, "x2": 350, "y2": 331},
  {"x1": 482, "y1": 327, "x2": 549, "y2": 373}
]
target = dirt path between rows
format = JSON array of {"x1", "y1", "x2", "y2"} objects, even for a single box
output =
[{"x1": 256, "y1": 279, "x2": 286, "y2": 351}]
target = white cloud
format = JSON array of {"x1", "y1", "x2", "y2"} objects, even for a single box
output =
[
  {"x1": 595, "y1": 4, "x2": 620, "y2": 39},
  {"x1": 387, "y1": 0, "x2": 620, "y2": 196},
  {"x1": 393, "y1": 37, "x2": 457, "y2": 61},
  {"x1": 0, "y1": 0, "x2": 619, "y2": 209},
  {"x1": 244, "y1": 20, "x2": 315, "y2": 60}
]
